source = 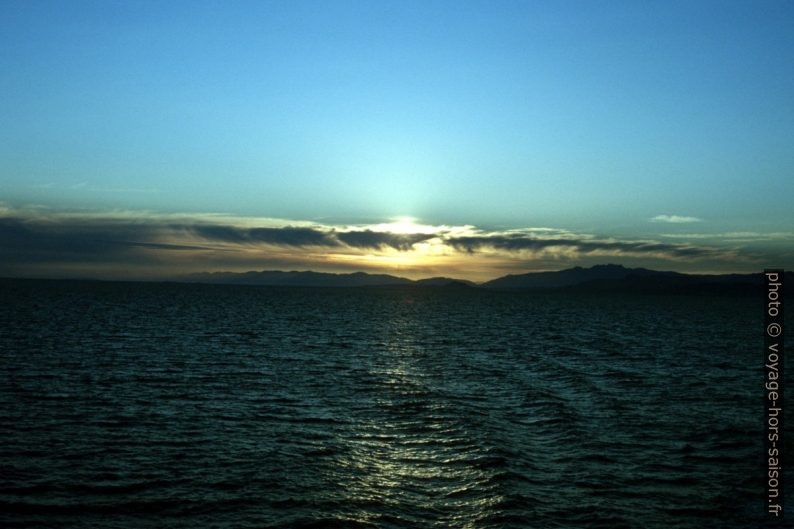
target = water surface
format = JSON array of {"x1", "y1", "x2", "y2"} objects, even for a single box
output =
[{"x1": 0, "y1": 279, "x2": 788, "y2": 528}]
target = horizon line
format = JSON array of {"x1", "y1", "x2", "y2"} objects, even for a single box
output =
[{"x1": 0, "y1": 263, "x2": 778, "y2": 287}]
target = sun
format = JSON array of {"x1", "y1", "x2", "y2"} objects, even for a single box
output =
[{"x1": 367, "y1": 216, "x2": 440, "y2": 235}]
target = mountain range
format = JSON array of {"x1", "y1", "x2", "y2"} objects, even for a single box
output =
[{"x1": 180, "y1": 264, "x2": 789, "y2": 295}]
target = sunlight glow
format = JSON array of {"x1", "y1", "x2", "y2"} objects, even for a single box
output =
[{"x1": 365, "y1": 216, "x2": 440, "y2": 235}]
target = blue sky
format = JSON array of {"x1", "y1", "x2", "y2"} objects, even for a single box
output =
[{"x1": 1, "y1": 1, "x2": 793, "y2": 279}]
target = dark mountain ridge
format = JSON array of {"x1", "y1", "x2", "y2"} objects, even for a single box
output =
[
  {"x1": 182, "y1": 270, "x2": 414, "y2": 287},
  {"x1": 179, "y1": 264, "x2": 789, "y2": 294}
]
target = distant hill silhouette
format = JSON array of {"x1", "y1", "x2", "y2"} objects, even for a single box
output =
[
  {"x1": 182, "y1": 270, "x2": 414, "y2": 287},
  {"x1": 481, "y1": 263, "x2": 790, "y2": 295},
  {"x1": 480, "y1": 263, "x2": 679, "y2": 289},
  {"x1": 414, "y1": 277, "x2": 478, "y2": 287},
  {"x1": 178, "y1": 264, "x2": 790, "y2": 295},
  {"x1": 183, "y1": 270, "x2": 474, "y2": 288}
]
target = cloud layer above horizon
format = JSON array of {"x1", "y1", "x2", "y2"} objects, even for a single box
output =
[
  {"x1": 1, "y1": 206, "x2": 775, "y2": 281},
  {"x1": 2, "y1": 2, "x2": 792, "y2": 267}
]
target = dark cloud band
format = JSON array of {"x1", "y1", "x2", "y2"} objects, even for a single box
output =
[
  {"x1": 446, "y1": 234, "x2": 724, "y2": 259},
  {"x1": 0, "y1": 212, "x2": 736, "y2": 275},
  {"x1": 190, "y1": 224, "x2": 434, "y2": 251},
  {"x1": 0, "y1": 217, "x2": 436, "y2": 267}
]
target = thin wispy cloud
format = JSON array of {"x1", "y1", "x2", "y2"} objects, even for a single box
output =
[
  {"x1": 651, "y1": 215, "x2": 702, "y2": 224},
  {"x1": 659, "y1": 232, "x2": 794, "y2": 241},
  {"x1": 32, "y1": 181, "x2": 159, "y2": 194}
]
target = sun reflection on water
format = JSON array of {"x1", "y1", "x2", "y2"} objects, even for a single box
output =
[{"x1": 330, "y1": 302, "x2": 506, "y2": 527}]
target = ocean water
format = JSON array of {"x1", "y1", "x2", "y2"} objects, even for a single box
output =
[{"x1": 0, "y1": 279, "x2": 790, "y2": 528}]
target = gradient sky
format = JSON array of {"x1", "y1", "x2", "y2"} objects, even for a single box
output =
[{"x1": 1, "y1": 1, "x2": 793, "y2": 280}]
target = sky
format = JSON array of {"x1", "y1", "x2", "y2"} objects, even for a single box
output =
[{"x1": 1, "y1": 0, "x2": 793, "y2": 281}]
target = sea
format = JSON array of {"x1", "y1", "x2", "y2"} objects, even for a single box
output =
[{"x1": 0, "y1": 278, "x2": 791, "y2": 528}]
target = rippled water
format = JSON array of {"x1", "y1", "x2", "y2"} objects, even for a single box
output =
[{"x1": 0, "y1": 279, "x2": 790, "y2": 528}]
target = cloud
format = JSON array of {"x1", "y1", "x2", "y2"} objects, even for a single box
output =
[
  {"x1": 0, "y1": 217, "x2": 211, "y2": 267},
  {"x1": 651, "y1": 215, "x2": 702, "y2": 223},
  {"x1": 32, "y1": 181, "x2": 158, "y2": 194},
  {"x1": 0, "y1": 210, "x2": 438, "y2": 271},
  {"x1": 336, "y1": 230, "x2": 436, "y2": 251},
  {"x1": 659, "y1": 231, "x2": 794, "y2": 241},
  {"x1": 191, "y1": 225, "x2": 337, "y2": 246},
  {"x1": 445, "y1": 233, "x2": 728, "y2": 260},
  {"x1": 189, "y1": 225, "x2": 435, "y2": 250},
  {"x1": 0, "y1": 205, "x2": 753, "y2": 279}
]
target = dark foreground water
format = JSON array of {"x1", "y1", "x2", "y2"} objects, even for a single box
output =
[{"x1": 0, "y1": 279, "x2": 791, "y2": 528}]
